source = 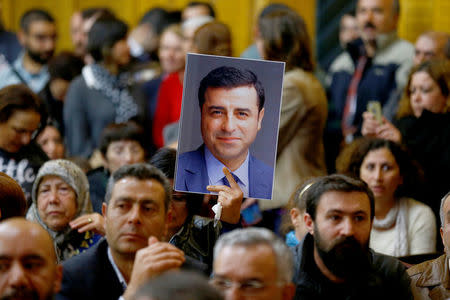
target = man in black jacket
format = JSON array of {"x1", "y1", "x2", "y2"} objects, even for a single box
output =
[
  {"x1": 291, "y1": 174, "x2": 412, "y2": 300},
  {"x1": 56, "y1": 163, "x2": 206, "y2": 300}
]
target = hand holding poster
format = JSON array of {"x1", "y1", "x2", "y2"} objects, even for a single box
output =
[{"x1": 175, "y1": 54, "x2": 284, "y2": 201}]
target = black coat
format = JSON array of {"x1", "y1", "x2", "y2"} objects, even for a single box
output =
[
  {"x1": 291, "y1": 234, "x2": 413, "y2": 300},
  {"x1": 56, "y1": 238, "x2": 207, "y2": 300}
]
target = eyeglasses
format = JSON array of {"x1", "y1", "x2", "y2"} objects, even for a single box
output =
[{"x1": 210, "y1": 277, "x2": 268, "y2": 295}]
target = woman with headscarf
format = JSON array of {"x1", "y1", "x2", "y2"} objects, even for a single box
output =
[{"x1": 27, "y1": 159, "x2": 103, "y2": 261}]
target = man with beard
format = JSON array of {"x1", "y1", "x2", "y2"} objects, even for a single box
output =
[
  {"x1": 407, "y1": 192, "x2": 450, "y2": 299},
  {"x1": 291, "y1": 174, "x2": 412, "y2": 299},
  {"x1": 0, "y1": 218, "x2": 63, "y2": 300},
  {"x1": 0, "y1": 9, "x2": 56, "y2": 93},
  {"x1": 56, "y1": 163, "x2": 206, "y2": 300},
  {"x1": 324, "y1": 0, "x2": 414, "y2": 172}
]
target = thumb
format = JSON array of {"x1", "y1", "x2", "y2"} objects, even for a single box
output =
[{"x1": 148, "y1": 236, "x2": 159, "y2": 245}]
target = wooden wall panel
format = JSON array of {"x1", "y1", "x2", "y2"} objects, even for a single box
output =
[
  {"x1": 1, "y1": 0, "x2": 74, "y2": 51},
  {"x1": 0, "y1": 0, "x2": 446, "y2": 58},
  {"x1": 433, "y1": 0, "x2": 450, "y2": 35},
  {"x1": 398, "y1": 0, "x2": 449, "y2": 44},
  {"x1": 0, "y1": 0, "x2": 317, "y2": 57}
]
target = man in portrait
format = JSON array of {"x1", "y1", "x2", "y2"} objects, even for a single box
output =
[{"x1": 175, "y1": 66, "x2": 273, "y2": 200}]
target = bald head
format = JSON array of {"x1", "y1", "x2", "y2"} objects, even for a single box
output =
[
  {"x1": 0, "y1": 218, "x2": 62, "y2": 300},
  {"x1": 414, "y1": 31, "x2": 450, "y2": 66}
]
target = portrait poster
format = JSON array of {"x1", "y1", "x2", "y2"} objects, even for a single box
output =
[{"x1": 174, "y1": 53, "x2": 284, "y2": 201}]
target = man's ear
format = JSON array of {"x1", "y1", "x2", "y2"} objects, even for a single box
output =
[
  {"x1": 17, "y1": 30, "x2": 26, "y2": 46},
  {"x1": 53, "y1": 264, "x2": 63, "y2": 294},
  {"x1": 441, "y1": 227, "x2": 445, "y2": 248},
  {"x1": 304, "y1": 212, "x2": 315, "y2": 235},
  {"x1": 257, "y1": 107, "x2": 264, "y2": 131},
  {"x1": 101, "y1": 45, "x2": 112, "y2": 61},
  {"x1": 290, "y1": 208, "x2": 301, "y2": 228},
  {"x1": 102, "y1": 203, "x2": 108, "y2": 217}
]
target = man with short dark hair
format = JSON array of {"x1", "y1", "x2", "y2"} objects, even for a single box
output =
[
  {"x1": 0, "y1": 218, "x2": 63, "y2": 300},
  {"x1": 87, "y1": 121, "x2": 147, "y2": 213},
  {"x1": 0, "y1": 9, "x2": 57, "y2": 93},
  {"x1": 291, "y1": 174, "x2": 412, "y2": 299},
  {"x1": 57, "y1": 163, "x2": 206, "y2": 300},
  {"x1": 175, "y1": 66, "x2": 273, "y2": 199}
]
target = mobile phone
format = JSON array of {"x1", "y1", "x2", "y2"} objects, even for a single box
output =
[{"x1": 367, "y1": 100, "x2": 382, "y2": 124}]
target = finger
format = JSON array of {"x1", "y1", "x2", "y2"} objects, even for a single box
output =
[
  {"x1": 222, "y1": 167, "x2": 239, "y2": 189},
  {"x1": 146, "y1": 259, "x2": 184, "y2": 274},
  {"x1": 148, "y1": 236, "x2": 159, "y2": 245},
  {"x1": 141, "y1": 251, "x2": 185, "y2": 264},
  {"x1": 70, "y1": 217, "x2": 90, "y2": 229},
  {"x1": 76, "y1": 223, "x2": 95, "y2": 233},
  {"x1": 207, "y1": 185, "x2": 231, "y2": 193},
  {"x1": 363, "y1": 111, "x2": 375, "y2": 120},
  {"x1": 145, "y1": 242, "x2": 185, "y2": 256}
]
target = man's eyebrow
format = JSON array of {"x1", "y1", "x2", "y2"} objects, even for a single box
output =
[
  {"x1": 22, "y1": 254, "x2": 46, "y2": 261},
  {"x1": 115, "y1": 197, "x2": 159, "y2": 205},
  {"x1": 235, "y1": 108, "x2": 251, "y2": 113},
  {"x1": 0, "y1": 254, "x2": 45, "y2": 260},
  {"x1": 325, "y1": 209, "x2": 368, "y2": 215},
  {"x1": 207, "y1": 105, "x2": 225, "y2": 110}
]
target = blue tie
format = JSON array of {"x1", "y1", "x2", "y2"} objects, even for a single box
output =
[{"x1": 222, "y1": 173, "x2": 240, "y2": 187}]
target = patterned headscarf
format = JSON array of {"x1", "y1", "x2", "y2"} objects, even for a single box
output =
[{"x1": 26, "y1": 159, "x2": 92, "y2": 260}]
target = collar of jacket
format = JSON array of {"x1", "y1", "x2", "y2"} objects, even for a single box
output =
[{"x1": 415, "y1": 254, "x2": 450, "y2": 289}]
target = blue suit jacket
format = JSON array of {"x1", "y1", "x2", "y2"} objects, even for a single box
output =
[{"x1": 175, "y1": 146, "x2": 273, "y2": 200}]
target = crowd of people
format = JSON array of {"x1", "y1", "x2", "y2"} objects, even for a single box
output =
[{"x1": 0, "y1": 0, "x2": 448, "y2": 299}]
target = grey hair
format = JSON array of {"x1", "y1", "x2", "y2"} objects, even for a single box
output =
[
  {"x1": 440, "y1": 191, "x2": 450, "y2": 226},
  {"x1": 213, "y1": 227, "x2": 293, "y2": 283},
  {"x1": 104, "y1": 163, "x2": 172, "y2": 211}
]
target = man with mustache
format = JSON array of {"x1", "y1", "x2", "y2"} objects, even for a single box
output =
[
  {"x1": 0, "y1": 9, "x2": 56, "y2": 93},
  {"x1": 0, "y1": 218, "x2": 62, "y2": 300},
  {"x1": 291, "y1": 174, "x2": 412, "y2": 299},
  {"x1": 56, "y1": 164, "x2": 206, "y2": 300},
  {"x1": 324, "y1": 0, "x2": 414, "y2": 172},
  {"x1": 175, "y1": 66, "x2": 273, "y2": 200}
]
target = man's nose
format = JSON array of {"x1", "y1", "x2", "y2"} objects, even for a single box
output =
[
  {"x1": 415, "y1": 53, "x2": 425, "y2": 65},
  {"x1": 20, "y1": 133, "x2": 32, "y2": 146},
  {"x1": 127, "y1": 204, "x2": 142, "y2": 224},
  {"x1": 44, "y1": 37, "x2": 56, "y2": 51},
  {"x1": 225, "y1": 286, "x2": 243, "y2": 300},
  {"x1": 8, "y1": 262, "x2": 29, "y2": 288},
  {"x1": 340, "y1": 218, "x2": 355, "y2": 236},
  {"x1": 222, "y1": 115, "x2": 237, "y2": 132},
  {"x1": 123, "y1": 148, "x2": 133, "y2": 163}
]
